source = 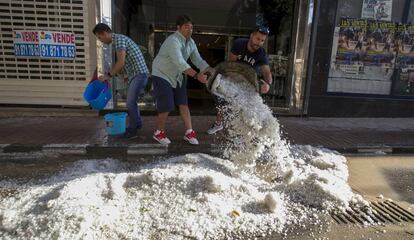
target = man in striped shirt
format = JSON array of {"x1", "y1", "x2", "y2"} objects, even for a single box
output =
[{"x1": 93, "y1": 23, "x2": 149, "y2": 139}]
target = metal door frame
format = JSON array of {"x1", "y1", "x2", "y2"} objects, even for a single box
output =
[{"x1": 281, "y1": 0, "x2": 316, "y2": 115}]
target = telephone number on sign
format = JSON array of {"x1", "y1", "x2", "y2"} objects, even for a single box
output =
[
  {"x1": 40, "y1": 44, "x2": 76, "y2": 59},
  {"x1": 14, "y1": 44, "x2": 40, "y2": 57}
]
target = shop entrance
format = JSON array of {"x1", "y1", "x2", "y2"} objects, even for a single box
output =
[
  {"x1": 111, "y1": 0, "x2": 314, "y2": 114},
  {"x1": 186, "y1": 34, "x2": 227, "y2": 114}
]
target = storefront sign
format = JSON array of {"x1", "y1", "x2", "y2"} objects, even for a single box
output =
[
  {"x1": 361, "y1": 0, "x2": 393, "y2": 21},
  {"x1": 13, "y1": 31, "x2": 76, "y2": 59}
]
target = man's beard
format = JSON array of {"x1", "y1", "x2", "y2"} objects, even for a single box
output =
[{"x1": 249, "y1": 41, "x2": 260, "y2": 51}]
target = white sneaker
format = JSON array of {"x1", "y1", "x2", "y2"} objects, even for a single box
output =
[
  {"x1": 207, "y1": 122, "x2": 223, "y2": 135},
  {"x1": 153, "y1": 130, "x2": 171, "y2": 145},
  {"x1": 184, "y1": 129, "x2": 199, "y2": 145}
]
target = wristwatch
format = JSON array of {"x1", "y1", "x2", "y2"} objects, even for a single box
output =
[{"x1": 260, "y1": 78, "x2": 271, "y2": 85}]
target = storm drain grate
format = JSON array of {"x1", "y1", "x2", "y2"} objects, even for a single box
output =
[{"x1": 332, "y1": 200, "x2": 414, "y2": 225}]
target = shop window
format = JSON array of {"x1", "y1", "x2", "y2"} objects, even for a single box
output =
[
  {"x1": 111, "y1": 0, "x2": 297, "y2": 109},
  {"x1": 328, "y1": 0, "x2": 414, "y2": 97}
]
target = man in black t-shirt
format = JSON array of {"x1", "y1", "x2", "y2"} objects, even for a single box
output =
[
  {"x1": 207, "y1": 26, "x2": 273, "y2": 134},
  {"x1": 229, "y1": 29, "x2": 273, "y2": 92}
]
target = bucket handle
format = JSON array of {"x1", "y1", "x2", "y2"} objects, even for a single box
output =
[
  {"x1": 102, "y1": 80, "x2": 110, "y2": 92},
  {"x1": 89, "y1": 78, "x2": 111, "y2": 92}
]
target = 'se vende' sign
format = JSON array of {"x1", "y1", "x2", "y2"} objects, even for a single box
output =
[{"x1": 14, "y1": 31, "x2": 76, "y2": 59}]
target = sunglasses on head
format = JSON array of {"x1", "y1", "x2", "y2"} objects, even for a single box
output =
[{"x1": 256, "y1": 26, "x2": 270, "y2": 35}]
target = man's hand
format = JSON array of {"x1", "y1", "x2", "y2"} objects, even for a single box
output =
[
  {"x1": 196, "y1": 72, "x2": 208, "y2": 84},
  {"x1": 260, "y1": 80, "x2": 270, "y2": 94},
  {"x1": 98, "y1": 74, "x2": 110, "y2": 81},
  {"x1": 201, "y1": 67, "x2": 214, "y2": 77}
]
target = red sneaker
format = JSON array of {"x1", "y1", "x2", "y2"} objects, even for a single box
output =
[
  {"x1": 184, "y1": 129, "x2": 199, "y2": 145},
  {"x1": 153, "y1": 130, "x2": 171, "y2": 145}
]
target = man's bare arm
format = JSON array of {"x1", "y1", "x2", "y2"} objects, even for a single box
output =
[
  {"x1": 98, "y1": 49, "x2": 126, "y2": 81},
  {"x1": 259, "y1": 65, "x2": 272, "y2": 94},
  {"x1": 260, "y1": 64, "x2": 272, "y2": 85},
  {"x1": 111, "y1": 49, "x2": 126, "y2": 76}
]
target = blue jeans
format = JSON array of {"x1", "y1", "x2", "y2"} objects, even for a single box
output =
[{"x1": 127, "y1": 73, "x2": 148, "y2": 133}]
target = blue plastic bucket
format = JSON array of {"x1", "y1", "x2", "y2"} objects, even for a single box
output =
[
  {"x1": 83, "y1": 80, "x2": 112, "y2": 110},
  {"x1": 104, "y1": 112, "x2": 128, "y2": 135}
]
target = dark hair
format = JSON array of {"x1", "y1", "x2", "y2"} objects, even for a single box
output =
[
  {"x1": 93, "y1": 23, "x2": 112, "y2": 34},
  {"x1": 176, "y1": 15, "x2": 192, "y2": 26},
  {"x1": 253, "y1": 25, "x2": 270, "y2": 35}
]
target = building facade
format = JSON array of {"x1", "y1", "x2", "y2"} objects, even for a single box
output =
[
  {"x1": 109, "y1": 0, "x2": 314, "y2": 114},
  {"x1": 1, "y1": 0, "x2": 412, "y2": 116},
  {"x1": 0, "y1": 0, "x2": 97, "y2": 106},
  {"x1": 0, "y1": 0, "x2": 314, "y2": 115}
]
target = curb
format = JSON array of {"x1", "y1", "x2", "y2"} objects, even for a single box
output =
[
  {"x1": 0, "y1": 144, "x2": 9, "y2": 153},
  {"x1": 332, "y1": 145, "x2": 414, "y2": 154},
  {"x1": 43, "y1": 144, "x2": 88, "y2": 155},
  {"x1": 1, "y1": 144, "x2": 414, "y2": 158},
  {"x1": 0, "y1": 143, "x2": 220, "y2": 157}
]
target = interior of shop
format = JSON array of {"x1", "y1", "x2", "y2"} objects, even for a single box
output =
[{"x1": 112, "y1": 0, "x2": 296, "y2": 112}]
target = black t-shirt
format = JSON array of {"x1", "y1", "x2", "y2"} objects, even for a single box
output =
[{"x1": 230, "y1": 38, "x2": 269, "y2": 72}]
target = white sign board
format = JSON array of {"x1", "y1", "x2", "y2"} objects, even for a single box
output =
[
  {"x1": 361, "y1": 0, "x2": 393, "y2": 21},
  {"x1": 13, "y1": 31, "x2": 76, "y2": 59}
]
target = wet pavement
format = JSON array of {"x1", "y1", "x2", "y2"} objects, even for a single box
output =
[{"x1": 347, "y1": 155, "x2": 414, "y2": 204}]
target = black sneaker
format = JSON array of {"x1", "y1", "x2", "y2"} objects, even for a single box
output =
[{"x1": 122, "y1": 131, "x2": 138, "y2": 139}]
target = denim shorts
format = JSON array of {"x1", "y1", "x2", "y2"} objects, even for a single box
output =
[{"x1": 152, "y1": 75, "x2": 188, "y2": 112}]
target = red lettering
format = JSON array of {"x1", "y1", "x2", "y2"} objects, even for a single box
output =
[
  {"x1": 52, "y1": 33, "x2": 57, "y2": 42},
  {"x1": 22, "y1": 32, "x2": 38, "y2": 42},
  {"x1": 51, "y1": 32, "x2": 75, "y2": 44}
]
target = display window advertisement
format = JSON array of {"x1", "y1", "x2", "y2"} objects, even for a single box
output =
[{"x1": 327, "y1": 0, "x2": 414, "y2": 97}]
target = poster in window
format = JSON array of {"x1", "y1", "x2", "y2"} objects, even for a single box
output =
[
  {"x1": 407, "y1": 0, "x2": 414, "y2": 23},
  {"x1": 362, "y1": 20, "x2": 396, "y2": 67},
  {"x1": 361, "y1": 0, "x2": 393, "y2": 21},
  {"x1": 335, "y1": 18, "x2": 396, "y2": 68},
  {"x1": 335, "y1": 18, "x2": 367, "y2": 67},
  {"x1": 328, "y1": 17, "x2": 394, "y2": 95},
  {"x1": 392, "y1": 23, "x2": 414, "y2": 95}
]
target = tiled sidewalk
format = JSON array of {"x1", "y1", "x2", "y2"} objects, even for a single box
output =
[{"x1": 1, "y1": 113, "x2": 414, "y2": 154}]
